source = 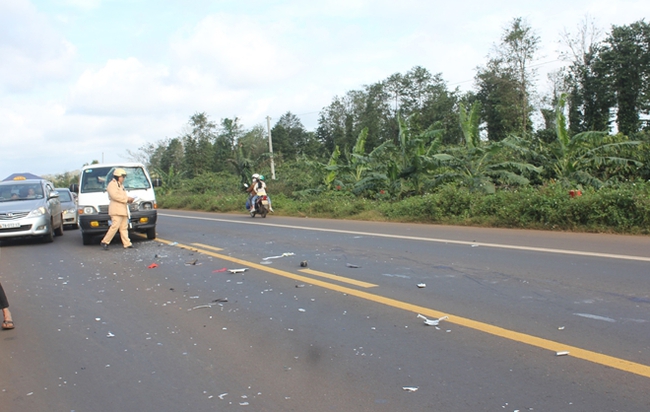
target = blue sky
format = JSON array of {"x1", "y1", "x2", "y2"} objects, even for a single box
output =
[{"x1": 1, "y1": 0, "x2": 648, "y2": 177}]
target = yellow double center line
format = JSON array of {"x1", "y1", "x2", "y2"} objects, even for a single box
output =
[{"x1": 159, "y1": 238, "x2": 650, "y2": 379}]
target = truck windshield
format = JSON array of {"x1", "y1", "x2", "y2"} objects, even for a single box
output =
[{"x1": 81, "y1": 167, "x2": 151, "y2": 193}]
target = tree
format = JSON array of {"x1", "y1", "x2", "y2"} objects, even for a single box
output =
[
  {"x1": 500, "y1": 17, "x2": 540, "y2": 135},
  {"x1": 475, "y1": 58, "x2": 521, "y2": 141},
  {"x1": 599, "y1": 20, "x2": 650, "y2": 135},
  {"x1": 182, "y1": 112, "x2": 217, "y2": 178},
  {"x1": 271, "y1": 112, "x2": 310, "y2": 160},
  {"x1": 476, "y1": 17, "x2": 539, "y2": 140},
  {"x1": 560, "y1": 16, "x2": 613, "y2": 133}
]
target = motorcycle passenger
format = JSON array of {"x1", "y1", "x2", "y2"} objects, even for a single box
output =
[{"x1": 247, "y1": 174, "x2": 265, "y2": 213}]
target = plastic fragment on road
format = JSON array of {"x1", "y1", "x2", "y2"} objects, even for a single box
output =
[
  {"x1": 107, "y1": 332, "x2": 115, "y2": 338},
  {"x1": 262, "y1": 252, "x2": 295, "y2": 260},
  {"x1": 298, "y1": 308, "x2": 306, "y2": 312},
  {"x1": 228, "y1": 268, "x2": 248, "y2": 273},
  {"x1": 300, "y1": 261, "x2": 308, "y2": 267},
  {"x1": 218, "y1": 393, "x2": 228, "y2": 400},
  {"x1": 185, "y1": 259, "x2": 199, "y2": 265},
  {"x1": 558, "y1": 326, "x2": 565, "y2": 330},
  {"x1": 417, "y1": 283, "x2": 426, "y2": 288},
  {"x1": 346, "y1": 263, "x2": 360, "y2": 268},
  {"x1": 402, "y1": 386, "x2": 419, "y2": 392},
  {"x1": 213, "y1": 298, "x2": 228, "y2": 303},
  {"x1": 147, "y1": 263, "x2": 159, "y2": 269},
  {"x1": 556, "y1": 351, "x2": 570, "y2": 356},
  {"x1": 212, "y1": 268, "x2": 227, "y2": 273},
  {"x1": 417, "y1": 314, "x2": 448, "y2": 326}
]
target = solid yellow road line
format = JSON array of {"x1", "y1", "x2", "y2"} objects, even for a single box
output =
[
  {"x1": 156, "y1": 237, "x2": 650, "y2": 379},
  {"x1": 192, "y1": 243, "x2": 224, "y2": 251},
  {"x1": 299, "y1": 268, "x2": 378, "y2": 288}
]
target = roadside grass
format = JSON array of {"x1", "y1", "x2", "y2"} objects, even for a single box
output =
[{"x1": 157, "y1": 181, "x2": 650, "y2": 235}]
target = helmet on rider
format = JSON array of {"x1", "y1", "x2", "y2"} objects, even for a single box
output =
[{"x1": 252, "y1": 173, "x2": 260, "y2": 180}]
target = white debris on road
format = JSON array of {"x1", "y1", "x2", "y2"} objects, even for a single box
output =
[{"x1": 417, "y1": 314, "x2": 448, "y2": 326}]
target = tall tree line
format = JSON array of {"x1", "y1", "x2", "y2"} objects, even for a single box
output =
[{"x1": 137, "y1": 17, "x2": 649, "y2": 191}]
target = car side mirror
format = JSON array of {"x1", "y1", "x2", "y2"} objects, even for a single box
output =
[{"x1": 70, "y1": 183, "x2": 79, "y2": 193}]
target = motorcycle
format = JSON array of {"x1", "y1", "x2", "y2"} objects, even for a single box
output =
[{"x1": 244, "y1": 184, "x2": 270, "y2": 218}]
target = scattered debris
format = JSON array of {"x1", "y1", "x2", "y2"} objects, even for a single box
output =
[
  {"x1": 556, "y1": 351, "x2": 570, "y2": 356},
  {"x1": 558, "y1": 326, "x2": 565, "y2": 330},
  {"x1": 190, "y1": 304, "x2": 213, "y2": 311},
  {"x1": 213, "y1": 298, "x2": 228, "y2": 303},
  {"x1": 218, "y1": 393, "x2": 228, "y2": 400},
  {"x1": 295, "y1": 284, "x2": 305, "y2": 288},
  {"x1": 300, "y1": 261, "x2": 308, "y2": 267},
  {"x1": 417, "y1": 283, "x2": 426, "y2": 288},
  {"x1": 298, "y1": 308, "x2": 306, "y2": 312},
  {"x1": 185, "y1": 259, "x2": 199, "y2": 266},
  {"x1": 107, "y1": 332, "x2": 115, "y2": 338},
  {"x1": 263, "y1": 252, "x2": 295, "y2": 260},
  {"x1": 147, "y1": 263, "x2": 159, "y2": 269},
  {"x1": 228, "y1": 268, "x2": 248, "y2": 273},
  {"x1": 154, "y1": 254, "x2": 167, "y2": 258},
  {"x1": 402, "y1": 386, "x2": 419, "y2": 392},
  {"x1": 346, "y1": 263, "x2": 360, "y2": 268},
  {"x1": 417, "y1": 314, "x2": 448, "y2": 326},
  {"x1": 212, "y1": 268, "x2": 227, "y2": 273},
  {"x1": 471, "y1": 244, "x2": 479, "y2": 247},
  {"x1": 170, "y1": 242, "x2": 178, "y2": 246}
]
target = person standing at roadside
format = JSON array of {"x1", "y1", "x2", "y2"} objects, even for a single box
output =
[
  {"x1": 100, "y1": 168, "x2": 134, "y2": 250},
  {"x1": 0, "y1": 282, "x2": 14, "y2": 330}
]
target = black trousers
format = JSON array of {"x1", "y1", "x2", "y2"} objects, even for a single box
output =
[{"x1": 0, "y1": 282, "x2": 9, "y2": 309}]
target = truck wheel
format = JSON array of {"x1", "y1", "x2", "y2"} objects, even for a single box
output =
[
  {"x1": 146, "y1": 227, "x2": 156, "y2": 240},
  {"x1": 82, "y1": 233, "x2": 93, "y2": 245}
]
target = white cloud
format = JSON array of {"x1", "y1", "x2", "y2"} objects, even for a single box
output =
[
  {"x1": 170, "y1": 14, "x2": 304, "y2": 89},
  {"x1": 0, "y1": 0, "x2": 76, "y2": 93}
]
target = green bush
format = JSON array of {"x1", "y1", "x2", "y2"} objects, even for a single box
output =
[{"x1": 157, "y1": 177, "x2": 650, "y2": 234}]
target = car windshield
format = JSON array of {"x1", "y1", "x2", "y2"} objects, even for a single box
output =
[
  {"x1": 57, "y1": 190, "x2": 73, "y2": 202},
  {"x1": 80, "y1": 166, "x2": 150, "y2": 193},
  {"x1": 0, "y1": 183, "x2": 43, "y2": 202}
]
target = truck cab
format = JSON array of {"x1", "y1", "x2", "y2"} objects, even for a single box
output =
[{"x1": 71, "y1": 163, "x2": 160, "y2": 245}]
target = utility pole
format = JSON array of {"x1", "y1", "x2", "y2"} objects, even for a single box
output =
[{"x1": 266, "y1": 116, "x2": 276, "y2": 180}]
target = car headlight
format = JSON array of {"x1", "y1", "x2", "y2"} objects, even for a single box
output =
[
  {"x1": 80, "y1": 206, "x2": 97, "y2": 215},
  {"x1": 141, "y1": 202, "x2": 153, "y2": 210},
  {"x1": 28, "y1": 206, "x2": 47, "y2": 217},
  {"x1": 66, "y1": 208, "x2": 77, "y2": 214}
]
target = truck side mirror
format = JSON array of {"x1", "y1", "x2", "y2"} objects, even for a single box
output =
[
  {"x1": 69, "y1": 183, "x2": 79, "y2": 193},
  {"x1": 152, "y1": 178, "x2": 162, "y2": 188}
]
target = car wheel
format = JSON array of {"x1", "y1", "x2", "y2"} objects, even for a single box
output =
[
  {"x1": 54, "y1": 215, "x2": 64, "y2": 236},
  {"x1": 43, "y1": 220, "x2": 55, "y2": 243},
  {"x1": 146, "y1": 227, "x2": 156, "y2": 240}
]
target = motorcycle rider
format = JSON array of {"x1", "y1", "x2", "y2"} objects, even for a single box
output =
[{"x1": 247, "y1": 174, "x2": 273, "y2": 213}]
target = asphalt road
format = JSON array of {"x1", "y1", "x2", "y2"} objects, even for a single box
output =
[{"x1": 1, "y1": 210, "x2": 649, "y2": 411}]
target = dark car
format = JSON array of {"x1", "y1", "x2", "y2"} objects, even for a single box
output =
[
  {"x1": 0, "y1": 179, "x2": 64, "y2": 242},
  {"x1": 56, "y1": 187, "x2": 79, "y2": 229}
]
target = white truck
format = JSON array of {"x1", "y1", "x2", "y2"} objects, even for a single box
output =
[{"x1": 71, "y1": 162, "x2": 161, "y2": 245}]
